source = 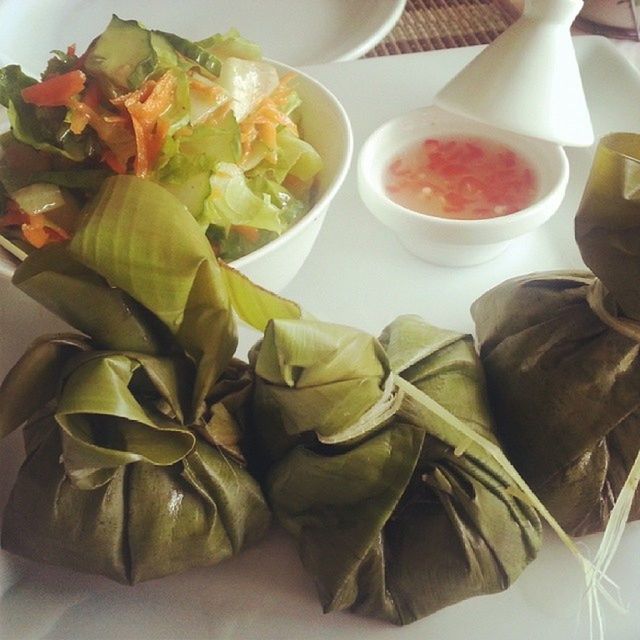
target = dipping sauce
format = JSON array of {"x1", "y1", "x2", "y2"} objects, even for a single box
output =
[{"x1": 384, "y1": 136, "x2": 538, "y2": 220}]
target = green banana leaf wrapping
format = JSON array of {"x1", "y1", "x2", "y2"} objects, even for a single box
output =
[
  {"x1": 471, "y1": 133, "x2": 640, "y2": 536},
  {"x1": 0, "y1": 174, "x2": 304, "y2": 582},
  {"x1": 248, "y1": 315, "x2": 541, "y2": 625},
  {"x1": 0, "y1": 336, "x2": 269, "y2": 583}
]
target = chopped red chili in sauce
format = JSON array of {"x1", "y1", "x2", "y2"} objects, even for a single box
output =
[{"x1": 384, "y1": 136, "x2": 538, "y2": 220}]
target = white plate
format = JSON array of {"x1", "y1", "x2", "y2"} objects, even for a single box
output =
[
  {"x1": 2, "y1": 36, "x2": 640, "y2": 640},
  {"x1": 0, "y1": 0, "x2": 406, "y2": 70}
]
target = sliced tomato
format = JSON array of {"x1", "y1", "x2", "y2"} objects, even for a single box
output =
[
  {"x1": 21, "y1": 70, "x2": 86, "y2": 107},
  {"x1": 21, "y1": 220, "x2": 69, "y2": 249}
]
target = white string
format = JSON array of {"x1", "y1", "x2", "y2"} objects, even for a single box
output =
[{"x1": 393, "y1": 373, "x2": 624, "y2": 640}]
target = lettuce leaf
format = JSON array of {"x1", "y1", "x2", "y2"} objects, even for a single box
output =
[
  {"x1": 203, "y1": 162, "x2": 285, "y2": 233},
  {"x1": 197, "y1": 28, "x2": 262, "y2": 61},
  {"x1": 247, "y1": 175, "x2": 306, "y2": 225},
  {"x1": 0, "y1": 65, "x2": 96, "y2": 161},
  {"x1": 269, "y1": 127, "x2": 323, "y2": 182}
]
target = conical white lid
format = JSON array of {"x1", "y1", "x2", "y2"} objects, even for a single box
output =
[{"x1": 434, "y1": 0, "x2": 593, "y2": 147}]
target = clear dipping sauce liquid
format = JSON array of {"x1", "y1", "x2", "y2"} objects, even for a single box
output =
[{"x1": 384, "y1": 136, "x2": 538, "y2": 220}]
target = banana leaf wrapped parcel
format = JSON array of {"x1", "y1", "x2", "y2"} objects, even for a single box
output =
[
  {"x1": 0, "y1": 338, "x2": 268, "y2": 584},
  {"x1": 248, "y1": 314, "x2": 542, "y2": 625},
  {"x1": 0, "y1": 175, "x2": 302, "y2": 582},
  {"x1": 472, "y1": 133, "x2": 640, "y2": 537}
]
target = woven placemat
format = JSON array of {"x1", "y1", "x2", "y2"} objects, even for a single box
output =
[{"x1": 366, "y1": 0, "x2": 519, "y2": 56}]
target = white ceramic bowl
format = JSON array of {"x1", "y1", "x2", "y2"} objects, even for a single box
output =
[
  {"x1": 357, "y1": 105, "x2": 569, "y2": 267},
  {"x1": 0, "y1": 60, "x2": 353, "y2": 291},
  {"x1": 232, "y1": 60, "x2": 352, "y2": 290}
]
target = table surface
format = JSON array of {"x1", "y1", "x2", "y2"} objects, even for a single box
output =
[
  {"x1": 367, "y1": 0, "x2": 518, "y2": 55},
  {"x1": 2, "y1": 7, "x2": 640, "y2": 640},
  {"x1": 372, "y1": 0, "x2": 640, "y2": 71},
  {"x1": 3, "y1": 36, "x2": 640, "y2": 640}
]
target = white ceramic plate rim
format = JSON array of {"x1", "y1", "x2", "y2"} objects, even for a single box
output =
[
  {"x1": 0, "y1": 0, "x2": 407, "y2": 70},
  {"x1": 326, "y1": 0, "x2": 407, "y2": 62}
]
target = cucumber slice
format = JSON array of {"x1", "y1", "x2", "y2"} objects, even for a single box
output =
[
  {"x1": 154, "y1": 31, "x2": 221, "y2": 77},
  {"x1": 85, "y1": 15, "x2": 177, "y2": 90}
]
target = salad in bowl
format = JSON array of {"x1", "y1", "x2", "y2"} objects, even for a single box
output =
[{"x1": 0, "y1": 15, "x2": 329, "y2": 273}]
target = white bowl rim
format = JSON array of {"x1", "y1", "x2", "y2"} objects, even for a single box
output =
[
  {"x1": 0, "y1": 58, "x2": 353, "y2": 275},
  {"x1": 358, "y1": 105, "x2": 570, "y2": 232}
]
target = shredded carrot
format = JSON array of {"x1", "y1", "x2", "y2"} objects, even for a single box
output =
[
  {"x1": 68, "y1": 97, "x2": 136, "y2": 168},
  {"x1": 82, "y1": 80, "x2": 101, "y2": 110},
  {"x1": 239, "y1": 75, "x2": 299, "y2": 161},
  {"x1": 101, "y1": 149, "x2": 128, "y2": 174},
  {"x1": 205, "y1": 101, "x2": 232, "y2": 126},
  {"x1": 144, "y1": 117, "x2": 170, "y2": 169},
  {"x1": 114, "y1": 71, "x2": 178, "y2": 177},
  {"x1": 257, "y1": 121, "x2": 277, "y2": 151},
  {"x1": 283, "y1": 173, "x2": 309, "y2": 199},
  {"x1": 189, "y1": 78, "x2": 225, "y2": 101},
  {"x1": 270, "y1": 72, "x2": 296, "y2": 105},
  {"x1": 232, "y1": 224, "x2": 260, "y2": 244}
]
